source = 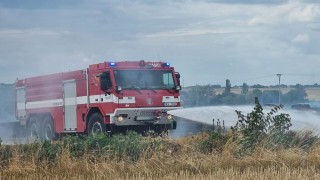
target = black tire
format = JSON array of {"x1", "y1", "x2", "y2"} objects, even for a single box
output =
[
  {"x1": 87, "y1": 113, "x2": 106, "y2": 135},
  {"x1": 41, "y1": 116, "x2": 56, "y2": 141},
  {"x1": 27, "y1": 117, "x2": 41, "y2": 140}
]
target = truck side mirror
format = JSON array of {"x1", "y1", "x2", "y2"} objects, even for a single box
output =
[
  {"x1": 175, "y1": 85, "x2": 182, "y2": 92},
  {"x1": 115, "y1": 86, "x2": 122, "y2": 93},
  {"x1": 99, "y1": 72, "x2": 112, "y2": 91},
  {"x1": 175, "y1": 72, "x2": 181, "y2": 86},
  {"x1": 175, "y1": 72, "x2": 181, "y2": 79}
]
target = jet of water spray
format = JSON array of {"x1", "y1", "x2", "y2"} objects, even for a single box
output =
[{"x1": 170, "y1": 106, "x2": 320, "y2": 135}]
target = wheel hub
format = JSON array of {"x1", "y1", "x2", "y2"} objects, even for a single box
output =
[{"x1": 92, "y1": 122, "x2": 102, "y2": 133}]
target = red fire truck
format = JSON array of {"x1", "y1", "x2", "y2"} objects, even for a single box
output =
[{"x1": 15, "y1": 60, "x2": 181, "y2": 140}]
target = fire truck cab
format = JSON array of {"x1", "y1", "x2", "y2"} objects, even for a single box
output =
[{"x1": 15, "y1": 60, "x2": 181, "y2": 140}]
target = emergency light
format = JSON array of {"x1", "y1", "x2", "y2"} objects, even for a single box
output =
[
  {"x1": 109, "y1": 62, "x2": 116, "y2": 67},
  {"x1": 163, "y1": 62, "x2": 170, "y2": 68}
]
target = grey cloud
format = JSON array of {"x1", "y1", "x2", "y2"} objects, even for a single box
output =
[
  {"x1": 0, "y1": 0, "x2": 320, "y2": 86},
  {"x1": 304, "y1": 0, "x2": 320, "y2": 3},
  {"x1": 195, "y1": 0, "x2": 288, "y2": 5},
  {"x1": 309, "y1": 25, "x2": 320, "y2": 31},
  {"x1": 0, "y1": 0, "x2": 84, "y2": 9}
]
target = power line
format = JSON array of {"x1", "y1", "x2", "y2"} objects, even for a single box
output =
[
  {"x1": 198, "y1": 73, "x2": 320, "y2": 87},
  {"x1": 281, "y1": 73, "x2": 320, "y2": 77},
  {"x1": 232, "y1": 74, "x2": 276, "y2": 85},
  {"x1": 224, "y1": 73, "x2": 320, "y2": 86}
]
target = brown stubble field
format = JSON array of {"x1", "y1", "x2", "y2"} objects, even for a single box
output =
[
  {"x1": 1, "y1": 132, "x2": 320, "y2": 179},
  {"x1": 306, "y1": 87, "x2": 320, "y2": 101},
  {"x1": 1, "y1": 87, "x2": 320, "y2": 179}
]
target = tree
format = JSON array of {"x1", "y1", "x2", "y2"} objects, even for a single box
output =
[
  {"x1": 284, "y1": 84, "x2": 307, "y2": 103},
  {"x1": 251, "y1": 89, "x2": 262, "y2": 98},
  {"x1": 261, "y1": 90, "x2": 279, "y2": 104},
  {"x1": 252, "y1": 84, "x2": 266, "y2": 88},
  {"x1": 224, "y1": 79, "x2": 231, "y2": 95},
  {"x1": 241, "y1": 83, "x2": 249, "y2": 95}
]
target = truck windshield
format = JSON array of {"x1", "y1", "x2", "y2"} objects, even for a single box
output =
[{"x1": 114, "y1": 70, "x2": 175, "y2": 90}]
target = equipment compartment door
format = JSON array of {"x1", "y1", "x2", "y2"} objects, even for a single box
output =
[
  {"x1": 16, "y1": 87, "x2": 26, "y2": 119},
  {"x1": 63, "y1": 80, "x2": 77, "y2": 132}
]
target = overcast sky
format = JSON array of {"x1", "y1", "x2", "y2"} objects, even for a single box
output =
[{"x1": 0, "y1": 0, "x2": 319, "y2": 86}]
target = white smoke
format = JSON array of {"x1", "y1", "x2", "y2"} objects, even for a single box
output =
[{"x1": 0, "y1": 83, "x2": 21, "y2": 144}]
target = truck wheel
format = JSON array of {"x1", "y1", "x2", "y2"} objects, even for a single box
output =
[
  {"x1": 27, "y1": 117, "x2": 41, "y2": 140},
  {"x1": 42, "y1": 116, "x2": 56, "y2": 141},
  {"x1": 87, "y1": 113, "x2": 106, "y2": 135}
]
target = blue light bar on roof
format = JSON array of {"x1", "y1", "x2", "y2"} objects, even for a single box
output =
[
  {"x1": 163, "y1": 62, "x2": 170, "y2": 68},
  {"x1": 109, "y1": 62, "x2": 116, "y2": 67}
]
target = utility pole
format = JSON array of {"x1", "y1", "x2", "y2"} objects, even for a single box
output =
[
  {"x1": 277, "y1": 74, "x2": 281, "y2": 105},
  {"x1": 196, "y1": 84, "x2": 199, "y2": 106}
]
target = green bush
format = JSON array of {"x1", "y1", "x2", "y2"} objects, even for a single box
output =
[
  {"x1": 63, "y1": 135, "x2": 87, "y2": 157},
  {"x1": 39, "y1": 140, "x2": 62, "y2": 162},
  {"x1": 63, "y1": 131, "x2": 163, "y2": 162},
  {"x1": 198, "y1": 119, "x2": 228, "y2": 154},
  {"x1": 109, "y1": 132, "x2": 144, "y2": 161},
  {"x1": 0, "y1": 131, "x2": 166, "y2": 167},
  {"x1": 0, "y1": 145, "x2": 13, "y2": 166},
  {"x1": 230, "y1": 97, "x2": 297, "y2": 156}
]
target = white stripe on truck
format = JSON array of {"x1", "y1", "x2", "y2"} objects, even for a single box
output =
[{"x1": 17, "y1": 94, "x2": 180, "y2": 110}]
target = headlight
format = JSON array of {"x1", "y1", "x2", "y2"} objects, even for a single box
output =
[
  {"x1": 117, "y1": 116, "x2": 124, "y2": 122},
  {"x1": 163, "y1": 102, "x2": 178, "y2": 107},
  {"x1": 116, "y1": 114, "x2": 128, "y2": 122},
  {"x1": 166, "y1": 114, "x2": 174, "y2": 121}
]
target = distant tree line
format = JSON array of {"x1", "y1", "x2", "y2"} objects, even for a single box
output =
[
  {"x1": 237, "y1": 83, "x2": 320, "y2": 89},
  {"x1": 181, "y1": 80, "x2": 309, "y2": 107}
]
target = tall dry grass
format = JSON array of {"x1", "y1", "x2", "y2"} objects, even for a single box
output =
[
  {"x1": 0, "y1": 131, "x2": 320, "y2": 179},
  {"x1": 2, "y1": 101, "x2": 319, "y2": 179}
]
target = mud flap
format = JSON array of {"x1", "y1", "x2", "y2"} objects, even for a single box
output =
[{"x1": 172, "y1": 120, "x2": 177, "y2": 130}]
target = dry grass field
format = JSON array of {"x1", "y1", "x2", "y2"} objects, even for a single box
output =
[
  {"x1": 0, "y1": 131, "x2": 320, "y2": 179},
  {"x1": 1, "y1": 90, "x2": 320, "y2": 179},
  {"x1": 306, "y1": 87, "x2": 320, "y2": 101}
]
